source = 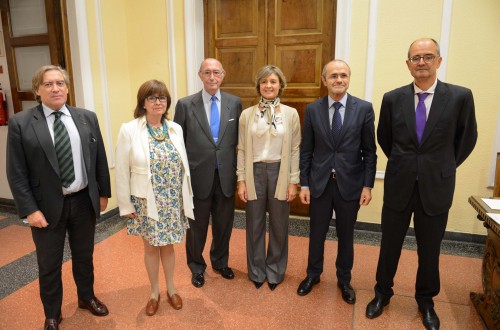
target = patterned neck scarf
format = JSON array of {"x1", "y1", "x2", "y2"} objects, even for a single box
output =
[{"x1": 256, "y1": 96, "x2": 280, "y2": 137}]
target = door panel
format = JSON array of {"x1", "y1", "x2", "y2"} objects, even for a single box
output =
[
  {"x1": 1, "y1": 0, "x2": 73, "y2": 113},
  {"x1": 205, "y1": 0, "x2": 336, "y2": 216},
  {"x1": 205, "y1": 0, "x2": 266, "y2": 110}
]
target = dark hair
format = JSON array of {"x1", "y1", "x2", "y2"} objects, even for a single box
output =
[
  {"x1": 134, "y1": 80, "x2": 171, "y2": 120},
  {"x1": 255, "y1": 65, "x2": 287, "y2": 97},
  {"x1": 32, "y1": 65, "x2": 70, "y2": 103}
]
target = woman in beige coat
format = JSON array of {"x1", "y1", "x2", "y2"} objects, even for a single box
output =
[{"x1": 237, "y1": 65, "x2": 301, "y2": 290}]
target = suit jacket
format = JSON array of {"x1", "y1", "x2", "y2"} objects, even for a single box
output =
[
  {"x1": 174, "y1": 90, "x2": 242, "y2": 199},
  {"x1": 6, "y1": 104, "x2": 111, "y2": 226},
  {"x1": 300, "y1": 94, "x2": 377, "y2": 200},
  {"x1": 115, "y1": 116, "x2": 194, "y2": 220},
  {"x1": 377, "y1": 80, "x2": 477, "y2": 216}
]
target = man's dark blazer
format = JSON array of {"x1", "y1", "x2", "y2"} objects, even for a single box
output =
[
  {"x1": 300, "y1": 94, "x2": 377, "y2": 200},
  {"x1": 174, "y1": 90, "x2": 242, "y2": 198},
  {"x1": 6, "y1": 104, "x2": 111, "y2": 225},
  {"x1": 377, "y1": 80, "x2": 477, "y2": 216}
]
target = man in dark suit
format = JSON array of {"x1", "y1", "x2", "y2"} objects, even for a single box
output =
[
  {"x1": 297, "y1": 59, "x2": 377, "y2": 304},
  {"x1": 174, "y1": 58, "x2": 242, "y2": 288},
  {"x1": 365, "y1": 38, "x2": 477, "y2": 330},
  {"x1": 6, "y1": 65, "x2": 111, "y2": 330}
]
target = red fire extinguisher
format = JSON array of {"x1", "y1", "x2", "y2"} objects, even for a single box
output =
[{"x1": 0, "y1": 83, "x2": 8, "y2": 125}]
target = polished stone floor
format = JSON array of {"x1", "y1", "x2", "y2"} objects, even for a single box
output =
[{"x1": 0, "y1": 204, "x2": 486, "y2": 329}]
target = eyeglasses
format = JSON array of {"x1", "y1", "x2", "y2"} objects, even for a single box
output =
[
  {"x1": 146, "y1": 96, "x2": 168, "y2": 103},
  {"x1": 408, "y1": 54, "x2": 436, "y2": 64},
  {"x1": 326, "y1": 73, "x2": 349, "y2": 80},
  {"x1": 200, "y1": 70, "x2": 224, "y2": 77},
  {"x1": 41, "y1": 81, "x2": 66, "y2": 89}
]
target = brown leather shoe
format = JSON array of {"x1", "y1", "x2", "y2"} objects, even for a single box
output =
[
  {"x1": 44, "y1": 314, "x2": 62, "y2": 330},
  {"x1": 167, "y1": 292, "x2": 182, "y2": 310},
  {"x1": 78, "y1": 297, "x2": 109, "y2": 316},
  {"x1": 145, "y1": 295, "x2": 160, "y2": 316}
]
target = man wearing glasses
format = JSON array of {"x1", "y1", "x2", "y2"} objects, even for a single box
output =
[
  {"x1": 6, "y1": 65, "x2": 111, "y2": 330},
  {"x1": 366, "y1": 38, "x2": 477, "y2": 330},
  {"x1": 174, "y1": 58, "x2": 242, "y2": 288}
]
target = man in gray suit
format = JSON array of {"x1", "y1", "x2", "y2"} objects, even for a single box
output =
[
  {"x1": 297, "y1": 60, "x2": 377, "y2": 303},
  {"x1": 174, "y1": 58, "x2": 242, "y2": 288},
  {"x1": 7, "y1": 65, "x2": 111, "y2": 330}
]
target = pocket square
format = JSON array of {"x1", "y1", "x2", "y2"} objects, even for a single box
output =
[{"x1": 228, "y1": 118, "x2": 235, "y2": 121}]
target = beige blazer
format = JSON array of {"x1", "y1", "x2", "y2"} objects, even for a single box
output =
[
  {"x1": 115, "y1": 116, "x2": 194, "y2": 220},
  {"x1": 237, "y1": 104, "x2": 301, "y2": 201}
]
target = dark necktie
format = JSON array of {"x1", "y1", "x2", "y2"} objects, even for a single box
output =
[
  {"x1": 331, "y1": 102, "x2": 342, "y2": 138},
  {"x1": 210, "y1": 95, "x2": 220, "y2": 143},
  {"x1": 53, "y1": 112, "x2": 75, "y2": 188},
  {"x1": 416, "y1": 93, "x2": 430, "y2": 143}
]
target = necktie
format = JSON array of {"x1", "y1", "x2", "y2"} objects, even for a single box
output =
[
  {"x1": 416, "y1": 93, "x2": 429, "y2": 143},
  {"x1": 331, "y1": 102, "x2": 342, "y2": 138},
  {"x1": 53, "y1": 112, "x2": 75, "y2": 188},
  {"x1": 210, "y1": 95, "x2": 220, "y2": 143}
]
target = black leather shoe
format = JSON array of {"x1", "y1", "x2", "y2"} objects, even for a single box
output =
[
  {"x1": 214, "y1": 267, "x2": 235, "y2": 279},
  {"x1": 365, "y1": 296, "x2": 389, "y2": 319},
  {"x1": 78, "y1": 297, "x2": 109, "y2": 316},
  {"x1": 338, "y1": 283, "x2": 356, "y2": 304},
  {"x1": 420, "y1": 307, "x2": 440, "y2": 330},
  {"x1": 192, "y1": 273, "x2": 205, "y2": 288},
  {"x1": 297, "y1": 276, "x2": 320, "y2": 296},
  {"x1": 268, "y1": 282, "x2": 278, "y2": 291},
  {"x1": 44, "y1": 314, "x2": 62, "y2": 330},
  {"x1": 252, "y1": 280, "x2": 264, "y2": 289}
]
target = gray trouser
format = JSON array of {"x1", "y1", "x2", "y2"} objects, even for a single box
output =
[{"x1": 246, "y1": 162, "x2": 290, "y2": 284}]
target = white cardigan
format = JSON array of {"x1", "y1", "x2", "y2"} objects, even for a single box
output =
[{"x1": 115, "y1": 116, "x2": 194, "y2": 220}]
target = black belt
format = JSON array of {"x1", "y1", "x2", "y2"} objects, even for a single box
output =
[{"x1": 64, "y1": 186, "x2": 88, "y2": 198}]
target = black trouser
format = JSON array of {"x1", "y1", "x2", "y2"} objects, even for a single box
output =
[
  {"x1": 31, "y1": 188, "x2": 96, "y2": 319},
  {"x1": 307, "y1": 176, "x2": 360, "y2": 285},
  {"x1": 375, "y1": 183, "x2": 448, "y2": 309},
  {"x1": 186, "y1": 170, "x2": 235, "y2": 273}
]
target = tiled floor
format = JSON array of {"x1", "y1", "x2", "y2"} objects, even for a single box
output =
[{"x1": 0, "y1": 205, "x2": 487, "y2": 329}]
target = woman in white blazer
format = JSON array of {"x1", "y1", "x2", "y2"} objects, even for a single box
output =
[{"x1": 115, "y1": 80, "x2": 194, "y2": 315}]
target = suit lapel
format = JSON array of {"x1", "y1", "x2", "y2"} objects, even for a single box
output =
[
  {"x1": 421, "y1": 80, "x2": 448, "y2": 145},
  {"x1": 32, "y1": 105, "x2": 60, "y2": 175},
  {"x1": 400, "y1": 84, "x2": 419, "y2": 146},
  {"x1": 68, "y1": 106, "x2": 90, "y2": 172},
  {"x1": 337, "y1": 94, "x2": 355, "y2": 143},
  {"x1": 317, "y1": 96, "x2": 334, "y2": 146},
  {"x1": 191, "y1": 92, "x2": 214, "y2": 144}
]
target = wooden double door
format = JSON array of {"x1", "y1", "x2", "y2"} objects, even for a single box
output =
[
  {"x1": 1, "y1": 0, "x2": 73, "y2": 113},
  {"x1": 204, "y1": 0, "x2": 337, "y2": 216}
]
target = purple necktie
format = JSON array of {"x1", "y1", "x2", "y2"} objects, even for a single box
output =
[{"x1": 416, "y1": 93, "x2": 429, "y2": 143}]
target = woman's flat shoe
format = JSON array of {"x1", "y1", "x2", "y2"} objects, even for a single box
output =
[
  {"x1": 268, "y1": 282, "x2": 278, "y2": 291},
  {"x1": 252, "y1": 280, "x2": 264, "y2": 289},
  {"x1": 145, "y1": 295, "x2": 160, "y2": 316},
  {"x1": 167, "y1": 292, "x2": 182, "y2": 310}
]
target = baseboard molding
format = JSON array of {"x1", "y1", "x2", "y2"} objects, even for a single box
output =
[
  {"x1": 0, "y1": 198, "x2": 15, "y2": 207},
  {"x1": 0, "y1": 200, "x2": 486, "y2": 245},
  {"x1": 331, "y1": 219, "x2": 486, "y2": 245},
  {"x1": 98, "y1": 207, "x2": 119, "y2": 223}
]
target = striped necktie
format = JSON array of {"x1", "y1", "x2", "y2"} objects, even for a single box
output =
[{"x1": 53, "y1": 111, "x2": 75, "y2": 188}]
